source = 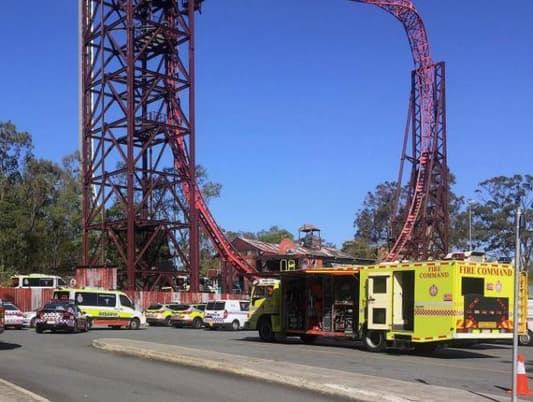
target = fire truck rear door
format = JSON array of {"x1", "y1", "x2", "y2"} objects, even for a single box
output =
[{"x1": 367, "y1": 273, "x2": 391, "y2": 330}]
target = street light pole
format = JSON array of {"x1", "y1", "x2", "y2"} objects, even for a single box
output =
[{"x1": 468, "y1": 199, "x2": 474, "y2": 252}]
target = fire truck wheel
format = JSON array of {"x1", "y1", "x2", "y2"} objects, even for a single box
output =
[
  {"x1": 519, "y1": 330, "x2": 533, "y2": 346},
  {"x1": 364, "y1": 331, "x2": 386, "y2": 352},
  {"x1": 258, "y1": 317, "x2": 275, "y2": 342},
  {"x1": 300, "y1": 334, "x2": 317, "y2": 344}
]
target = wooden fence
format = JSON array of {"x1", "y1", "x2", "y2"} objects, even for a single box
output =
[{"x1": 0, "y1": 288, "x2": 247, "y2": 312}]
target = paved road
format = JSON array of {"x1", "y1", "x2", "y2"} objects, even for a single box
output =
[
  {"x1": 0, "y1": 328, "x2": 345, "y2": 402},
  {"x1": 1, "y1": 325, "x2": 533, "y2": 401}
]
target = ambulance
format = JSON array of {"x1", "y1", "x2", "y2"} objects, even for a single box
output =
[
  {"x1": 53, "y1": 288, "x2": 146, "y2": 329},
  {"x1": 247, "y1": 260, "x2": 526, "y2": 353}
]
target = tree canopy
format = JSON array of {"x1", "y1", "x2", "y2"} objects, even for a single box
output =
[
  {"x1": 0, "y1": 122, "x2": 80, "y2": 277},
  {"x1": 349, "y1": 174, "x2": 532, "y2": 268}
]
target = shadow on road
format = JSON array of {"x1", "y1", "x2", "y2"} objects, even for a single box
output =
[
  {"x1": 0, "y1": 342, "x2": 22, "y2": 351},
  {"x1": 238, "y1": 335, "x2": 499, "y2": 359}
]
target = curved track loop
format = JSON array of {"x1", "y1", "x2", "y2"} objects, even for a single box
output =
[{"x1": 351, "y1": 0, "x2": 436, "y2": 261}]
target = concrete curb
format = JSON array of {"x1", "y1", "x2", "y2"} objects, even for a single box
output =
[
  {"x1": 92, "y1": 338, "x2": 516, "y2": 402},
  {"x1": 0, "y1": 378, "x2": 51, "y2": 402}
]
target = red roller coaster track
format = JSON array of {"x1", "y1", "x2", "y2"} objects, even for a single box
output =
[
  {"x1": 81, "y1": 0, "x2": 447, "y2": 291},
  {"x1": 351, "y1": 0, "x2": 448, "y2": 261}
]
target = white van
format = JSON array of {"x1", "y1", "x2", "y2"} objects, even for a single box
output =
[
  {"x1": 203, "y1": 299, "x2": 249, "y2": 330},
  {"x1": 11, "y1": 274, "x2": 66, "y2": 288},
  {"x1": 53, "y1": 288, "x2": 146, "y2": 330}
]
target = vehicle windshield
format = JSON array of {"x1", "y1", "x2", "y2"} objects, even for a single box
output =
[
  {"x1": 147, "y1": 304, "x2": 162, "y2": 310},
  {"x1": 3, "y1": 304, "x2": 17, "y2": 311},
  {"x1": 253, "y1": 286, "x2": 274, "y2": 298},
  {"x1": 206, "y1": 301, "x2": 225, "y2": 311},
  {"x1": 43, "y1": 302, "x2": 70, "y2": 311}
]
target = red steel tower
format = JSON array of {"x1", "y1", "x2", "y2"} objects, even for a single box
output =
[
  {"x1": 351, "y1": 0, "x2": 449, "y2": 261},
  {"x1": 80, "y1": 0, "x2": 200, "y2": 290},
  {"x1": 81, "y1": 0, "x2": 254, "y2": 291}
]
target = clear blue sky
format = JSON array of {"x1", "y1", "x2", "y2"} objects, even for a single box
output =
[{"x1": 1, "y1": 1, "x2": 531, "y2": 247}]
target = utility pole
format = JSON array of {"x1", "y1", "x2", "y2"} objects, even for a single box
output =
[{"x1": 512, "y1": 205, "x2": 523, "y2": 402}]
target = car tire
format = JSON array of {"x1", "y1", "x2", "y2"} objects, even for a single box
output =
[
  {"x1": 36, "y1": 325, "x2": 43, "y2": 334},
  {"x1": 164, "y1": 316, "x2": 172, "y2": 327},
  {"x1": 129, "y1": 318, "x2": 140, "y2": 330},
  {"x1": 30, "y1": 317, "x2": 36, "y2": 328},
  {"x1": 231, "y1": 320, "x2": 240, "y2": 331},
  {"x1": 87, "y1": 318, "x2": 93, "y2": 330},
  {"x1": 192, "y1": 317, "x2": 202, "y2": 329},
  {"x1": 364, "y1": 331, "x2": 387, "y2": 353}
]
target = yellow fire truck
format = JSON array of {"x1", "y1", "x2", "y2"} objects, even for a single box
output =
[{"x1": 247, "y1": 260, "x2": 527, "y2": 353}]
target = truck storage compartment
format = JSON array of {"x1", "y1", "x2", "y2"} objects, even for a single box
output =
[{"x1": 283, "y1": 273, "x2": 359, "y2": 336}]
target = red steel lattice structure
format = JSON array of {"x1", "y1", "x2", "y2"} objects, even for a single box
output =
[
  {"x1": 81, "y1": 0, "x2": 254, "y2": 291},
  {"x1": 351, "y1": 0, "x2": 448, "y2": 261}
]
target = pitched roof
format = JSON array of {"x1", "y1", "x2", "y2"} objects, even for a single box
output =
[{"x1": 233, "y1": 237, "x2": 354, "y2": 259}]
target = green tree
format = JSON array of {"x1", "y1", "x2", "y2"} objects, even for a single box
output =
[
  {"x1": 354, "y1": 181, "x2": 397, "y2": 246},
  {"x1": 351, "y1": 175, "x2": 462, "y2": 259},
  {"x1": 0, "y1": 122, "x2": 82, "y2": 275},
  {"x1": 257, "y1": 225, "x2": 294, "y2": 244},
  {"x1": 224, "y1": 230, "x2": 257, "y2": 242},
  {"x1": 473, "y1": 174, "x2": 532, "y2": 268},
  {"x1": 0, "y1": 121, "x2": 33, "y2": 271},
  {"x1": 341, "y1": 238, "x2": 376, "y2": 260}
]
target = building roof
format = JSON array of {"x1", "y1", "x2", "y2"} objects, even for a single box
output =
[{"x1": 233, "y1": 237, "x2": 354, "y2": 260}]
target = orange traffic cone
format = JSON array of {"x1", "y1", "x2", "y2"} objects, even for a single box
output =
[{"x1": 508, "y1": 353, "x2": 533, "y2": 396}]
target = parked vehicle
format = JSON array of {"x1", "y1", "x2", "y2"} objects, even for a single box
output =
[
  {"x1": 169, "y1": 303, "x2": 206, "y2": 329},
  {"x1": 3, "y1": 302, "x2": 24, "y2": 330},
  {"x1": 35, "y1": 300, "x2": 89, "y2": 333},
  {"x1": 203, "y1": 299, "x2": 249, "y2": 330},
  {"x1": 248, "y1": 260, "x2": 525, "y2": 353},
  {"x1": 23, "y1": 308, "x2": 40, "y2": 328},
  {"x1": 0, "y1": 302, "x2": 4, "y2": 334},
  {"x1": 145, "y1": 303, "x2": 190, "y2": 326},
  {"x1": 11, "y1": 274, "x2": 66, "y2": 289},
  {"x1": 53, "y1": 288, "x2": 146, "y2": 330}
]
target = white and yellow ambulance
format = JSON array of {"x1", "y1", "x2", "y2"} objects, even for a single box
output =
[{"x1": 53, "y1": 288, "x2": 146, "y2": 329}]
